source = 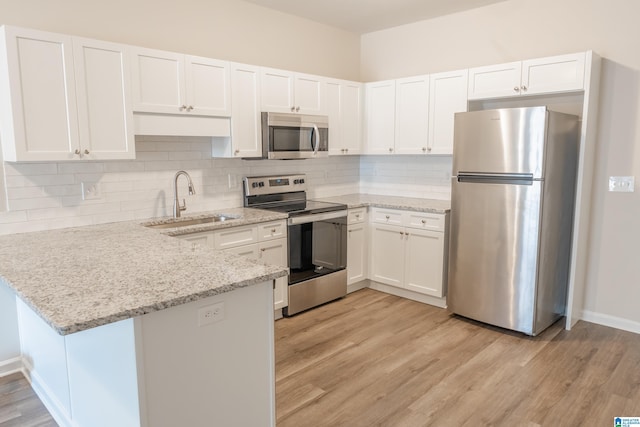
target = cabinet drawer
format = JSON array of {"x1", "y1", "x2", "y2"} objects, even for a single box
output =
[
  {"x1": 214, "y1": 225, "x2": 258, "y2": 249},
  {"x1": 406, "y1": 212, "x2": 445, "y2": 232},
  {"x1": 258, "y1": 220, "x2": 286, "y2": 241},
  {"x1": 371, "y1": 208, "x2": 403, "y2": 226},
  {"x1": 348, "y1": 208, "x2": 367, "y2": 224}
]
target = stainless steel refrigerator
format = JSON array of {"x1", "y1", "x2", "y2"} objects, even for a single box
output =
[{"x1": 448, "y1": 107, "x2": 580, "y2": 336}]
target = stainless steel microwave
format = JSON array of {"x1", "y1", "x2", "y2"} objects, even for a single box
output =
[{"x1": 261, "y1": 112, "x2": 329, "y2": 159}]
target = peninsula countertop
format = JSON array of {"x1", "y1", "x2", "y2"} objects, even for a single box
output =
[
  {"x1": 0, "y1": 207, "x2": 288, "y2": 336},
  {"x1": 317, "y1": 194, "x2": 451, "y2": 213}
]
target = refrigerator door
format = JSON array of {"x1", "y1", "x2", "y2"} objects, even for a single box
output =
[
  {"x1": 452, "y1": 107, "x2": 547, "y2": 178},
  {"x1": 448, "y1": 178, "x2": 542, "y2": 335}
]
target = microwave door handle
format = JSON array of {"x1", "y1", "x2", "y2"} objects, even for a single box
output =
[{"x1": 312, "y1": 124, "x2": 319, "y2": 155}]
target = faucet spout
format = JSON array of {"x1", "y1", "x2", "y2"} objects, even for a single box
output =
[{"x1": 173, "y1": 171, "x2": 196, "y2": 218}]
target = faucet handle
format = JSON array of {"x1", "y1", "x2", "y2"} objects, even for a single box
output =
[{"x1": 180, "y1": 198, "x2": 187, "y2": 211}]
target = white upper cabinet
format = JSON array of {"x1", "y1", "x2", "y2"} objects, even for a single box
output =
[
  {"x1": 365, "y1": 80, "x2": 396, "y2": 154},
  {"x1": 394, "y1": 75, "x2": 430, "y2": 155},
  {"x1": 131, "y1": 47, "x2": 231, "y2": 117},
  {"x1": 228, "y1": 62, "x2": 262, "y2": 158},
  {"x1": 73, "y1": 38, "x2": 135, "y2": 160},
  {"x1": 261, "y1": 67, "x2": 326, "y2": 115},
  {"x1": 0, "y1": 26, "x2": 134, "y2": 161},
  {"x1": 428, "y1": 69, "x2": 468, "y2": 155},
  {"x1": 468, "y1": 52, "x2": 586, "y2": 100},
  {"x1": 327, "y1": 79, "x2": 363, "y2": 156}
]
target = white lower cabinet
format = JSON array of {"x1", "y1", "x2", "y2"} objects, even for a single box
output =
[
  {"x1": 347, "y1": 208, "x2": 368, "y2": 285},
  {"x1": 175, "y1": 220, "x2": 288, "y2": 311},
  {"x1": 369, "y1": 208, "x2": 448, "y2": 298}
]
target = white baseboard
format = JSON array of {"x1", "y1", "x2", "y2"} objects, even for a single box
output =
[
  {"x1": 347, "y1": 280, "x2": 369, "y2": 294},
  {"x1": 23, "y1": 362, "x2": 74, "y2": 427},
  {"x1": 581, "y1": 310, "x2": 640, "y2": 335},
  {"x1": 0, "y1": 356, "x2": 22, "y2": 377},
  {"x1": 367, "y1": 280, "x2": 447, "y2": 309}
]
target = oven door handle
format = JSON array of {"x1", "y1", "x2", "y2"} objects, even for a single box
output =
[
  {"x1": 312, "y1": 124, "x2": 320, "y2": 155},
  {"x1": 288, "y1": 210, "x2": 347, "y2": 225}
]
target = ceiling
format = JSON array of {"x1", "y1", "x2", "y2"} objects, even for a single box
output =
[{"x1": 242, "y1": 0, "x2": 509, "y2": 34}]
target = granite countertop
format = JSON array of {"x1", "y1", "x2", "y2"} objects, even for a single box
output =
[
  {"x1": 0, "y1": 208, "x2": 288, "y2": 336},
  {"x1": 317, "y1": 194, "x2": 450, "y2": 214}
]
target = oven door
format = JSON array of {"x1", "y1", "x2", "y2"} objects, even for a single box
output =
[{"x1": 287, "y1": 210, "x2": 347, "y2": 284}]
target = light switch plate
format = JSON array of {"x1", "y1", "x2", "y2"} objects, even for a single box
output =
[{"x1": 608, "y1": 176, "x2": 635, "y2": 192}]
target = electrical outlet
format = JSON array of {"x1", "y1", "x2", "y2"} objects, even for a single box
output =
[
  {"x1": 198, "y1": 302, "x2": 225, "y2": 327},
  {"x1": 228, "y1": 174, "x2": 238, "y2": 189},
  {"x1": 81, "y1": 182, "x2": 102, "y2": 200},
  {"x1": 608, "y1": 176, "x2": 635, "y2": 192}
]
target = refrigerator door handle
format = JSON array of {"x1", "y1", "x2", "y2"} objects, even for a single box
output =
[{"x1": 457, "y1": 172, "x2": 535, "y2": 185}]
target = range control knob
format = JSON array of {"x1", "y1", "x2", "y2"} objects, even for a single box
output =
[
  {"x1": 252, "y1": 182, "x2": 258, "y2": 188},
  {"x1": 258, "y1": 182, "x2": 265, "y2": 187},
  {"x1": 300, "y1": 178, "x2": 305, "y2": 184},
  {"x1": 294, "y1": 179, "x2": 300, "y2": 184}
]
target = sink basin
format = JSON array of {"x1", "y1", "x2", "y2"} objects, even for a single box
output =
[{"x1": 145, "y1": 214, "x2": 240, "y2": 229}]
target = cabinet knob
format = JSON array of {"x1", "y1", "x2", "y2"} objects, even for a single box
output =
[
  {"x1": 355, "y1": 214, "x2": 360, "y2": 218},
  {"x1": 186, "y1": 105, "x2": 194, "y2": 112},
  {"x1": 271, "y1": 229, "x2": 276, "y2": 233},
  {"x1": 295, "y1": 106, "x2": 300, "y2": 112},
  {"x1": 422, "y1": 147, "x2": 427, "y2": 152},
  {"x1": 261, "y1": 248, "x2": 266, "y2": 252},
  {"x1": 345, "y1": 148, "x2": 349, "y2": 153},
  {"x1": 513, "y1": 86, "x2": 520, "y2": 92},
  {"x1": 290, "y1": 106, "x2": 296, "y2": 112},
  {"x1": 385, "y1": 215, "x2": 390, "y2": 220},
  {"x1": 520, "y1": 85, "x2": 527, "y2": 92},
  {"x1": 421, "y1": 219, "x2": 426, "y2": 224},
  {"x1": 388, "y1": 148, "x2": 393, "y2": 153},
  {"x1": 84, "y1": 149, "x2": 90, "y2": 155},
  {"x1": 427, "y1": 147, "x2": 432, "y2": 152},
  {"x1": 400, "y1": 232, "x2": 404, "y2": 236},
  {"x1": 74, "y1": 149, "x2": 81, "y2": 155},
  {"x1": 180, "y1": 105, "x2": 187, "y2": 111}
]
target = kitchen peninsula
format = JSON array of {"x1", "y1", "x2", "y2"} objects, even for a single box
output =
[{"x1": 0, "y1": 207, "x2": 288, "y2": 427}]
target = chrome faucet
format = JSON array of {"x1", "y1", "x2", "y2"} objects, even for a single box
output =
[{"x1": 173, "y1": 170, "x2": 196, "y2": 218}]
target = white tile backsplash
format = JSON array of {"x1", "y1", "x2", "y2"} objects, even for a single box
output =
[{"x1": 0, "y1": 136, "x2": 362, "y2": 235}]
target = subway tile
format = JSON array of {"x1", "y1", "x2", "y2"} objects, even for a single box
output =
[
  {"x1": 57, "y1": 162, "x2": 105, "y2": 175},
  {"x1": 0, "y1": 211, "x2": 28, "y2": 224},
  {"x1": 4, "y1": 163, "x2": 58, "y2": 176},
  {"x1": 9, "y1": 197, "x2": 62, "y2": 211}
]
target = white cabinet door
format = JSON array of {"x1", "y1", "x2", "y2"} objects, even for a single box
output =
[
  {"x1": 184, "y1": 55, "x2": 231, "y2": 117},
  {"x1": 365, "y1": 80, "x2": 396, "y2": 154},
  {"x1": 467, "y1": 61, "x2": 521, "y2": 100},
  {"x1": 428, "y1": 69, "x2": 468, "y2": 155},
  {"x1": 327, "y1": 80, "x2": 342, "y2": 156},
  {"x1": 522, "y1": 52, "x2": 586, "y2": 96},
  {"x1": 176, "y1": 232, "x2": 214, "y2": 248},
  {"x1": 327, "y1": 79, "x2": 362, "y2": 156},
  {"x1": 404, "y1": 228, "x2": 445, "y2": 297},
  {"x1": 294, "y1": 73, "x2": 325, "y2": 115},
  {"x1": 369, "y1": 223, "x2": 404, "y2": 287},
  {"x1": 258, "y1": 239, "x2": 288, "y2": 310},
  {"x1": 225, "y1": 242, "x2": 260, "y2": 259},
  {"x1": 229, "y1": 62, "x2": 262, "y2": 158},
  {"x1": 347, "y1": 223, "x2": 367, "y2": 285},
  {"x1": 260, "y1": 67, "x2": 295, "y2": 113},
  {"x1": 0, "y1": 27, "x2": 81, "y2": 161},
  {"x1": 395, "y1": 75, "x2": 429, "y2": 155},
  {"x1": 340, "y1": 81, "x2": 363, "y2": 155},
  {"x1": 131, "y1": 47, "x2": 185, "y2": 114},
  {"x1": 74, "y1": 38, "x2": 135, "y2": 160}
]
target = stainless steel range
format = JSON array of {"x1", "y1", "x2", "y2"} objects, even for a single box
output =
[{"x1": 243, "y1": 174, "x2": 348, "y2": 316}]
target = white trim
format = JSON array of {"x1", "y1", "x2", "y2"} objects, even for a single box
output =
[
  {"x1": 347, "y1": 279, "x2": 369, "y2": 294},
  {"x1": 22, "y1": 360, "x2": 75, "y2": 427},
  {"x1": 581, "y1": 310, "x2": 640, "y2": 335},
  {"x1": 368, "y1": 280, "x2": 447, "y2": 309},
  {"x1": 0, "y1": 356, "x2": 22, "y2": 377}
]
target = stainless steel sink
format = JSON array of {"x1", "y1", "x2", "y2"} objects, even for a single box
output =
[{"x1": 144, "y1": 214, "x2": 240, "y2": 229}]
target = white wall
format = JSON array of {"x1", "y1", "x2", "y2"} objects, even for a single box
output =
[
  {"x1": 362, "y1": 0, "x2": 640, "y2": 329},
  {"x1": 0, "y1": 0, "x2": 360, "y2": 81}
]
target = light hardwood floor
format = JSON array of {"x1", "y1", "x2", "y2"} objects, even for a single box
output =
[
  {"x1": 275, "y1": 288, "x2": 640, "y2": 426},
  {"x1": 0, "y1": 372, "x2": 56, "y2": 426},
  {"x1": 3, "y1": 287, "x2": 639, "y2": 426}
]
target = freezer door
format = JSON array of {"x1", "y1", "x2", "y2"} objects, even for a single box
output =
[
  {"x1": 452, "y1": 107, "x2": 547, "y2": 178},
  {"x1": 448, "y1": 178, "x2": 542, "y2": 335}
]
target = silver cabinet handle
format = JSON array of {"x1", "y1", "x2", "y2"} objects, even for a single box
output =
[
  {"x1": 345, "y1": 148, "x2": 349, "y2": 153},
  {"x1": 355, "y1": 214, "x2": 360, "y2": 219},
  {"x1": 296, "y1": 106, "x2": 300, "y2": 112},
  {"x1": 385, "y1": 215, "x2": 390, "y2": 220},
  {"x1": 388, "y1": 147, "x2": 393, "y2": 153},
  {"x1": 84, "y1": 149, "x2": 89, "y2": 155},
  {"x1": 427, "y1": 147, "x2": 432, "y2": 152},
  {"x1": 421, "y1": 219, "x2": 426, "y2": 224},
  {"x1": 234, "y1": 149, "x2": 240, "y2": 155},
  {"x1": 271, "y1": 229, "x2": 276, "y2": 233},
  {"x1": 180, "y1": 105, "x2": 187, "y2": 111},
  {"x1": 290, "y1": 106, "x2": 296, "y2": 112},
  {"x1": 261, "y1": 248, "x2": 266, "y2": 252},
  {"x1": 186, "y1": 105, "x2": 194, "y2": 112},
  {"x1": 513, "y1": 86, "x2": 520, "y2": 92},
  {"x1": 74, "y1": 149, "x2": 81, "y2": 155},
  {"x1": 520, "y1": 85, "x2": 527, "y2": 92},
  {"x1": 422, "y1": 147, "x2": 427, "y2": 152},
  {"x1": 400, "y1": 232, "x2": 404, "y2": 236}
]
